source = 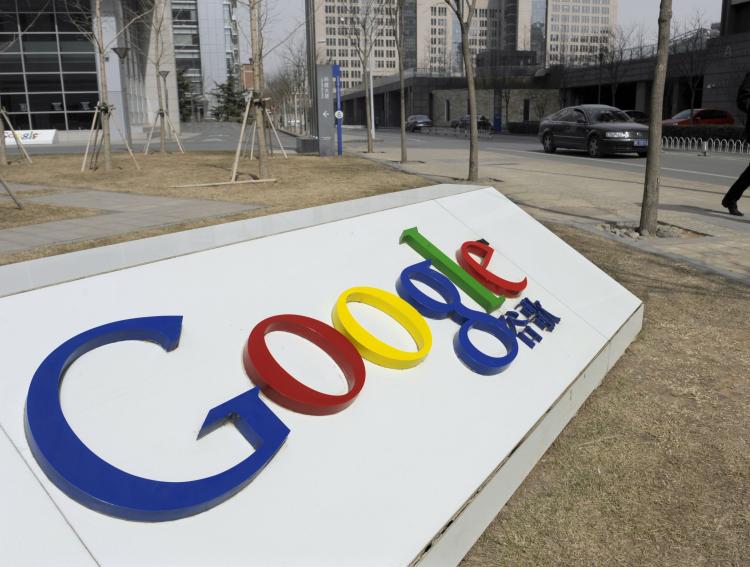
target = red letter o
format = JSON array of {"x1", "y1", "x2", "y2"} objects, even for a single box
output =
[{"x1": 244, "y1": 315, "x2": 366, "y2": 415}]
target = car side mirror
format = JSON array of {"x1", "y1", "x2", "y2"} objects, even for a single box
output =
[{"x1": 576, "y1": 118, "x2": 586, "y2": 124}]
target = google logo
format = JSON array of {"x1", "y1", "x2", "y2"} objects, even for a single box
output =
[{"x1": 24, "y1": 227, "x2": 560, "y2": 522}]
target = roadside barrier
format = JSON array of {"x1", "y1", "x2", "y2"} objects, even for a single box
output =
[
  {"x1": 661, "y1": 136, "x2": 750, "y2": 156},
  {"x1": 420, "y1": 126, "x2": 495, "y2": 139}
]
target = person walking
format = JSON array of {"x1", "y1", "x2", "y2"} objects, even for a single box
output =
[{"x1": 722, "y1": 72, "x2": 750, "y2": 216}]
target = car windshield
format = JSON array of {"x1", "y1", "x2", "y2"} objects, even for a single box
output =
[
  {"x1": 672, "y1": 110, "x2": 693, "y2": 119},
  {"x1": 413, "y1": 115, "x2": 430, "y2": 121},
  {"x1": 590, "y1": 109, "x2": 631, "y2": 123}
]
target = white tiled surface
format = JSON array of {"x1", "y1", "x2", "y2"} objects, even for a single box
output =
[
  {"x1": 0, "y1": 187, "x2": 642, "y2": 566},
  {"x1": 0, "y1": 430, "x2": 97, "y2": 566}
]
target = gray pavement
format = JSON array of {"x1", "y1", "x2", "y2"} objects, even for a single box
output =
[
  {"x1": 2, "y1": 123, "x2": 748, "y2": 282},
  {"x1": 0, "y1": 187, "x2": 261, "y2": 255},
  {"x1": 345, "y1": 129, "x2": 750, "y2": 284}
]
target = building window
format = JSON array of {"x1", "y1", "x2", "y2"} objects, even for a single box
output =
[{"x1": 0, "y1": 1, "x2": 98, "y2": 131}]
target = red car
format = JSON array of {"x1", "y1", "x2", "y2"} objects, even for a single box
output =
[{"x1": 663, "y1": 108, "x2": 735, "y2": 126}]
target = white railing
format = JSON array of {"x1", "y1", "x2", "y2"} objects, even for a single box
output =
[{"x1": 661, "y1": 136, "x2": 750, "y2": 155}]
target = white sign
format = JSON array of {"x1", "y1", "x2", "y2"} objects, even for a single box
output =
[
  {"x1": 4, "y1": 129, "x2": 57, "y2": 145},
  {"x1": 335, "y1": 110, "x2": 344, "y2": 120},
  {"x1": 0, "y1": 186, "x2": 641, "y2": 566}
]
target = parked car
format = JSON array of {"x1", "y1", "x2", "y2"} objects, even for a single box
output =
[
  {"x1": 538, "y1": 104, "x2": 649, "y2": 158},
  {"x1": 405, "y1": 115, "x2": 433, "y2": 131},
  {"x1": 662, "y1": 108, "x2": 735, "y2": 126},
  {"x1": 453, "y1": 114, "x2": 493, "y2": 131},
  {"x1": 624, "y1": 109, "x2": 649, "y2": 124}
]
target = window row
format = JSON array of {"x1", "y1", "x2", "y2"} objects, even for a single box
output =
[
  {"x1": 1, "y1": 91, "x2": 99, "y2": 113},
  {"x1": 0, "y1": 52, "x2": 95, "y2": 72},
  {"x1": 0, "y1": 73, "x2": 99, "y2": 92},
  {"x1": 0, "y1": 34, "x2": 94, "y2": 53},
  {"x1": 2, "y1": 111, "x2": 97, "y2": 131},
  {"x1": 0, "y1": 10, "x2": 92, "y2": 34}
]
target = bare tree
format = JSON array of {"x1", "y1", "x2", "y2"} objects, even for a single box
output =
[
  {"x1": 444, "y1": 0, "x2": 479, "y2": 181},
  {"x1": 282, "y1": 37, "x2": 309, "y2": 134},
  {"x1": 529, "y1": 90, "x2": 549, "y2": 121},
  {"x1": 346, "y1": 0, "x2": 386, "y2": 153},
  {"x1": 604, "y1": 25, "x2": 634, "y2": 107},
  {"x1": 248, "y1": 0, "x2": 270, "y2": 177},
  {"x1": 386, "y1": 0, "x2": 408, "y2": 163},
  {"x1": 60, "y1": 0, "x2": 151, "y2": 172},
  {"x1": 672, "y1": 11, "x2": 712, "y2": 124},
  {"x1": 639, "y1": 0, "x2": 673, "y2": 236},
  {"x1": 125, "y1": 0, "x2": 171, "y2": 153}
]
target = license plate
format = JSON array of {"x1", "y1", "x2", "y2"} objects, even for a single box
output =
[{"x1": 634, "y1": 139, "x2": 648, "y2": 147}]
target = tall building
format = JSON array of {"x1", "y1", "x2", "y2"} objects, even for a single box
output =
[
  {"x1": 721, "y1": 0, "x2": 750, "y2": 36},
  {"x1": 171, "y1": 0, "x2": 250, "y2": 116},
  {"x1": 0, "y1": 0, "x2": 178, "y2": 140},
  {"x1": 314, "y1": 0, "x2": 532, "y2": 89},
  {"x1": 545, "y1": 0, "x2": 618, "y2": 67}
]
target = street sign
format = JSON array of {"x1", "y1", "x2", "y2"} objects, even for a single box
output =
[
  {"x1": 316, "y1": 64, "x2": 335, "y2": 157},
  {"x1": 335, "y1": 110, "x2": 344, "y2": 120}
]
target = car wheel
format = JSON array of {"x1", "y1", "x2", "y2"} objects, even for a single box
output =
[
  {"x1": 588, "y1": 136, "x2": 602, "y2": 158},
  {"x1": 542, "y1": 132, "x2": 556, "y2": 153}
]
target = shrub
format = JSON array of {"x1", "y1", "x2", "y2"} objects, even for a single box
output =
[
  {"x1": 661, "y1": 124, "x2": 745, "y2": 141},
  {"x1": 507, "y1": 121, "x2": 540, "y2": 135}
]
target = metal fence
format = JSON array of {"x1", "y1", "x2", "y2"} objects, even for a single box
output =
[{"x1": 661, "y1": 136, "x2": 750, "y2": 155}]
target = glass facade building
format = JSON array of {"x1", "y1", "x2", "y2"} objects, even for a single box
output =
[{"x1": 0, "y1": 0, "x2": 99, "y2": 131}]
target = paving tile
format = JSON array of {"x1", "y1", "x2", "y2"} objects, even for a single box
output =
[{"x1": 1, "y1": 188, "x2": 262, "y2": 255}]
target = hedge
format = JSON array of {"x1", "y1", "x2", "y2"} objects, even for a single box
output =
[
  {"x1": 661, "y1": 124, "x2": 746, "y2": 141},
  {"x1": 507, "y1": 121, "x2": 540, "y2": 135}
]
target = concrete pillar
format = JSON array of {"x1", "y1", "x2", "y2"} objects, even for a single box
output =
[{"x1": 635, "y1": 81, "x2": 648, "y2": 113}]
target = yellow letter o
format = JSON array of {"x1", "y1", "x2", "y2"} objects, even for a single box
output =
[{"x1": 332, "y1": 287, "x2": 432, "y2": 369}]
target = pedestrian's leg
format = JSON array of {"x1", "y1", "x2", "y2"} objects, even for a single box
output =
[{"x1": 722, "y1": 160, "x2": 750, "y2": 215}]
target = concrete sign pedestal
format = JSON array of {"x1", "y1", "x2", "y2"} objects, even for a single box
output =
[{"x1": 0, "y1": 185, "x2": 642, "y2": 566}]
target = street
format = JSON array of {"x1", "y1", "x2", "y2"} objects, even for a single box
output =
[{"x1": 355, "y1": 127, "x2": 750, "y2": 187}]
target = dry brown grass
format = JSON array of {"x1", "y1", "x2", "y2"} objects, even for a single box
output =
[
  {"x1": 0, "y1": 152, "x2": 427, "y2": 215},
  {"x1": 462, "y1": 223, "x2": 750, "y2": 567},
  {"x1": 0, "y1": 200, "x2": 98, "y2": 230},
  {"x1": 0, "y1": 152, "x2": 430, "y2": 265}
]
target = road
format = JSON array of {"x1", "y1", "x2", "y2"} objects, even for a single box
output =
[
  {"x1": 9, "y1": 122, "x2": 746, "y2": 191},
  {"x1": 353, "y1": 128, "x2": 748, "y2": 188}
]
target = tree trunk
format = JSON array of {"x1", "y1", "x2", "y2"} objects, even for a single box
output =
[
  {"x1": 95, "y1": 0, "x2": 112, "y2": 172},
  {"x1": 0, "y1": 124, "x2": 7, "y2": 166},
  {"x1": 689, "y1": 86, "x2": 696, "y2": 125},
  {"x1": 461, "y1": 23, "x2": 479, "y2": 181},
  {"x1": 156, "y1": 62, "x2": 167, "y2": 153},
  {"x1": 250, "y1": 0, "x2": 269, "y2": 178},
  {"x1": 364, "y1": 55, "x2": 374, "y2": 153},
  {"x1": 398, "y1": 50, "x2": 407, "y2": 163},
  {"x1": 639, "y1": 0, "x2": 672, "y2": 235}
]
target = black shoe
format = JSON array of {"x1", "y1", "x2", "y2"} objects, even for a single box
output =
[{"x1": 721, "y1": 198, "x2": 744, "y2": 216}]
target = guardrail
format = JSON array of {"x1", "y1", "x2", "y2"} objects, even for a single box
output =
[
  {"x1": 420, "y1": 126, "x2": 495, "y2": 139},
  {"x1": 661, "y1": 136, "x2": 750, "y2": 156}
]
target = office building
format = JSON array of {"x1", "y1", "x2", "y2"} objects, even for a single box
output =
[
  {"x1": 315, "y1": 0, "x2": 533, "y2": 89},
  {"x1": 171, "y1": 0, "x2": 250, "y2": 117},
  {"x1": 0, "y1": 0, "x2": 178, "y2": 140},
  {"x1": 545, "y1": 0, "x2": 618, "y2": 67}
]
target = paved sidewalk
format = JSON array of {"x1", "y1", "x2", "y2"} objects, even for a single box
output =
[
  {"x1": 348, "y1": 140, "x2": 750, "y2": 284},
  {"x1": 0, "y1": 185, "x2": 262, "y2": 255}
]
